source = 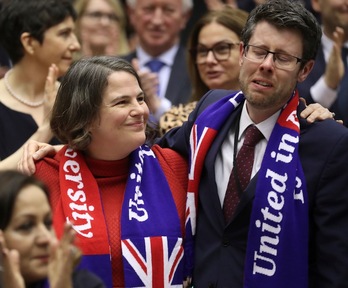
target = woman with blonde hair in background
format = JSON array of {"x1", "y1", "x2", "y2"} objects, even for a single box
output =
[{"x1": 73, "y1": 0, "x2": 129, "y2": 59}]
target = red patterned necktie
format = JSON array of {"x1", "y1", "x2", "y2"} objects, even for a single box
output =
[{"x1": 223, "y1": 125, "x2": 264, "y2": 223}]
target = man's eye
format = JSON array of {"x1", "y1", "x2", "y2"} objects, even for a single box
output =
[{"x1": 276, "y1": 54, "x2": 292, "y2": 62}]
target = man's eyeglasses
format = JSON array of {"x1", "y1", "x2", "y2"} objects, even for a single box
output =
[
  {"x1": 83, "y1": 11, "x2": 119, "y2": 22},
  {"x1": 191, "y1": 42, "x2": 240, "y2": 64},
  {"x1": 243, "y1": 44, "x2": 303, "y2": 71}
]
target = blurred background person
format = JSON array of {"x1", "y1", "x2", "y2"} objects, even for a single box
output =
[
  {"x1": 0, "y1": 170, "x2": 105, "y2": 288},
  {"x1": 297, "y1": 0, "x2": 348, "y2": 125},
  {"x1": 123, "y1": 0, "x2": 193, "y2": 122},
  {"x1": 0, "y1": 0, "x2": 80, "y2": 168},
  {"x1": 159, "y1": 8, "x2": 249, "y2": 135},
  {"x1": 73, "y1": 0, "x2": 130, "y2": 59}
]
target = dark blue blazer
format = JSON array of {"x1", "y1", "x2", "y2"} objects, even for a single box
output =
[
  {"x1": 296, "y1": 45, "x2": 348, "y2": 125},
  {"x1": 158, "y1": 89, "x2": 348, "y2": 288},
  {"x1": 122, "y1": 46, "x2": 192, "y2": 106}
]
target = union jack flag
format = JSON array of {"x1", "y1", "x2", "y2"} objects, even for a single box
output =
[{"x1": 121, "y1": 236, "x2": 184, "y2": 287}]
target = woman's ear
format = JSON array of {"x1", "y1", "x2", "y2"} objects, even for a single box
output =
[{"x1": 20, "y1": 32, "x2": 38, "y2": 55}]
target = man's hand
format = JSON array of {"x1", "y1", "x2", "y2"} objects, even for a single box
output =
[
  {"x1": 300, "y1": 100, "x2": 336, "y2": 123},
  {"x1": 17, "y1": 140, "x2": 62, "y2": 175},
  {"x1": 324, "y1": 26, "x2": 346, "y2": 90}
]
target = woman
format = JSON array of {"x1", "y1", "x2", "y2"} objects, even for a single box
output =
[
  {"x1": 159, "y1": 7, "x2": 332, "y2": 135},
  {"x1": 159, "y1": 8, "x2": 251, "y2": 135},
  {"x1": 0, "y1": 170, "x2": 105, "y2": 288},
  {"x1": 73, "y1": 0, "x2": 129, "y2": 59},
  {"x1": 33, "y1": 56, "x2": 188, "y2": 287},
  {"x1": 0, "y1": 0, "x2": 80, "y2": 168}
]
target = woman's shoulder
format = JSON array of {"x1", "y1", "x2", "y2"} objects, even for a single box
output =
[
  {"x1": 152, "y1": 144, "x2": 188, "y2": 189},
  {"x1": 152, "y1": 144, "x2": 188, "y2": 169}
]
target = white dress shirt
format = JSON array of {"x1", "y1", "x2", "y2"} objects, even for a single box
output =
[{"x1": 214, "y1": 102, "x2": 280, "y2": 206}]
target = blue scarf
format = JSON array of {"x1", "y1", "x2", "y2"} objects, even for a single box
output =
[
  {"x1": 121, "y1": 145, "x2": 184, "y2": 287},
  {"x1": 59, "y1": 145, "x2": 183, "y2": 288},
  {"x1": 185, "y1": 91, "x2": 308, "y2": 287}
]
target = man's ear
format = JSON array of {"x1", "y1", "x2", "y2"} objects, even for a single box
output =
[
  {"x1": 297, "y1": 60, "x2": 315, "y2": 83},
  {"x1": 239, "y1": 42, "x2": 245, "y2": 66}
]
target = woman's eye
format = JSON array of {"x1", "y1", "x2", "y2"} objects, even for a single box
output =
[
  {"x1": 45, "y1": 219, "x2": 53, "y2": 230},
  {"x1": 17, "y1": 222, "x2": 34, "y2": 232}
]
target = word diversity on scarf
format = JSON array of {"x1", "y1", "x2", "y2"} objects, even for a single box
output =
[
  {"x1": 58, "y1": 145, "x2": 183, "y2": 288},
  {"x1": 186, "y1": 90, "x2": 308, "y2": 288}
]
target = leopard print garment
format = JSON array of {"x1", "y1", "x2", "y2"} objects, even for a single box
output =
[{"x1": 159, "y1": 101, "x2": 198, "y2": 136}]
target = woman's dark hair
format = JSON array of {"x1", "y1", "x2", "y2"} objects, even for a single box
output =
[
  {"x1": 51, "y1": 56, "x2": 156, "y2": 150},
  {"x1": 187, "y1": 7, "x2": 248, "y2": 102},
  {"x1": 0, "y1": 0, "x2": 77, "y2": 64},
  {"x1": 0, "y1": 170, "x2": 49, "y2": 230}
]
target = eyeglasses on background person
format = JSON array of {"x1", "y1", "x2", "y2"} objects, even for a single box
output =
[
  {"x1": 191, "y1": 42, "x2": 240, "y2": 64},
  {"x1": 243, "y1": 44, "x2": 304, "y2": 71}
]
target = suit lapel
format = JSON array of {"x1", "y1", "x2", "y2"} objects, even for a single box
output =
[
  {"x1": 200, "y1": 105, "x2": 244, "y2": 227},
  {"x1": 165, "y1": 46, "x2": 191, "y2": 105}
]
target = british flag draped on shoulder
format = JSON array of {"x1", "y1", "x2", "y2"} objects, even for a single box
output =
[
  {"x1": 58, "y1": 144, "x2": 184, "y2": 288},
  {"x1": 185, "y1": 91, "x2": 309, "y2": 287}
]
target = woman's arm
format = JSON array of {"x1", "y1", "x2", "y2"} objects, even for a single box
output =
[{"x1": 0, "y1": 64, "x2": 58, "y2": 171}]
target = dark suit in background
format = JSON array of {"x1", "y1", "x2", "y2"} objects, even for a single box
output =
[
  {"x1": 122, "y1": 46, "x2": 192, "y2": 106},
  {"x1": 158, "y1": 89, "x2": 348, "y2": 288},
  {"x1": 296, "y1": 45, "x2": 348, "y2": 125}
]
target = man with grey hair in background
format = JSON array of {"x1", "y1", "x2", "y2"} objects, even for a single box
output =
[{"x1": 123, "y1": 0, "x2": 193, "y2": 122}]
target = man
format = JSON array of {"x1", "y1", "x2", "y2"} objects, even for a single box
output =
[
  {"x1": 297, "y1": 0, "x2": 348, "y2": 126},
  {"x1": 158, "y1": 0, "x2": 348, "y2": 287},
  {"x1": 123, "y1": 0, "x2": 193, "y2": 120}
]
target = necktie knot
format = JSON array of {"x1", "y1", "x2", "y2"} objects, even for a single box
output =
[
  {"x1": 243, "y1": 125, "x2": 263, "y2": 147},
  {"x1": 146, "y1": 59, "x2": 165, "y2": 73}
]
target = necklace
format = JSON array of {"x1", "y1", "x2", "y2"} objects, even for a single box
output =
[{"x1": 4, "y1": 70, "x2": 44, "y2": 107}]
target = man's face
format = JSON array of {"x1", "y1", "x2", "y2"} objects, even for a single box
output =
[
  {"x1": 128, "y1": 0, "x2": 190, "y2": 56},
  {"x1": 238, "y1": 21, "x2": 314, "y2": 123},
  {"x1": 312, "y1": 0, "x2": 348, "y2": 36}
]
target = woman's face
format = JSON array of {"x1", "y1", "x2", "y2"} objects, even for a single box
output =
[
  {"x1": 3, "y1": 185, "x2": 54, "y2": 284},
  {"x1": 79, "y1": 0, "x2": 120, "y2": 53},
  {"x1": 32, "y1": 16, "x2": 81, "y2": 77},
  {"x1": 196, "y1": 21, "x2": 241, "y2": 90},
  {"x1": 88, "y1": 71, "x2": 149, "y2": 160}
]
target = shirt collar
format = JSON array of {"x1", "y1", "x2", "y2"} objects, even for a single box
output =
[
  {"x1": 239, "y1": 101, "x2": 280, "y2": 141},
  {"x1": 136, "y1": 44, "x2": 179, "y2": 69}
]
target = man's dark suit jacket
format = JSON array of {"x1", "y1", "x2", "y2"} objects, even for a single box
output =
[
  {"x1": 158, "y1": 89, "x2": 348, "y2": 288},
  {"x1": 122, "y1": 46, "x2": 192, "y2": 106},
  {"x1": 296, "y1": 45, "x2": 348, "y2": 125}
]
